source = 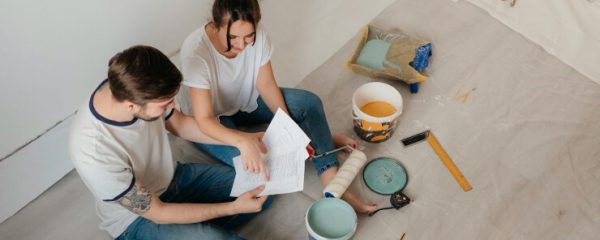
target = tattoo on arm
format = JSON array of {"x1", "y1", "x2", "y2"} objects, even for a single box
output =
[{"x1": 119, "y1": 185, "x2": 152, "y2": 214}]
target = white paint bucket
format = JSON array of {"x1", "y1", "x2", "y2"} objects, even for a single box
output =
[{"x1": 352, "y1": 82, "x2": 403, "y2": 143}]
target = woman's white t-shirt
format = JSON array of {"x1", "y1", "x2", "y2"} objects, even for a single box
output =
[{"x1": 177, "y1": 22, "x2": 273, "y2": 117}]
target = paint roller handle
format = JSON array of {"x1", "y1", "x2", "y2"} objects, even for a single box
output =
[
  {"x1": 312, "y1": 145, "x2": 354, "y2": 159},
  {"x1": 306, "y1": 145, "x2": 315, "y2": 161}
]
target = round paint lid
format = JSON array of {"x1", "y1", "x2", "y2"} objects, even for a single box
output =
[{"x1": 363, "y1": 157, "x2": 408, "y2": 195}]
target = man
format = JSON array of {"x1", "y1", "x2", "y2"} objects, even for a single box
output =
[{"x1": 69, "y1": 45, "x2": 270, "y2": 239}]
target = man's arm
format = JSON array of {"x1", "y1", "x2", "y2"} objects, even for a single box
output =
[{"x1": 118, "y1": 182, "x2": 267, "y2": 224}]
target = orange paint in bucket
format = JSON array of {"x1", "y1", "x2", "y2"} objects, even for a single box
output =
[{"x1": 352, "y1": 82, "x2": 403, "y2": 143}]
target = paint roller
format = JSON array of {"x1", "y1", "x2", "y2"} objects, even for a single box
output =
[{"x1": 322, "y1": 149, "x2": 368, "y2": 198}]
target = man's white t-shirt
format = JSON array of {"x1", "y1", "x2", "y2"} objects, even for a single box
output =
[
  {"x1": 69, "y1": 80, "x2": 175, "y2": 238},
  {"x1": 176, "y1": 22, "x2": 273, "y2": 117}
]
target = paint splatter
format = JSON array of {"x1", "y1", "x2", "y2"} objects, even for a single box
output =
[{"x1": 455, "y1": 88, "x2": 477, "y2": 103}]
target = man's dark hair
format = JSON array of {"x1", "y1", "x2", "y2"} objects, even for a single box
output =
[
  {"x1": 212, "y1": 0, "x2": 261, "y2": 52},
  {"x1": 107, "y1": 45, "x2": 182, "y2": 105}
]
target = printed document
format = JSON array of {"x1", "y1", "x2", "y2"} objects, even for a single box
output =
[{"x1": 230, "y1": 108, "x2": 311, "y2": 196}]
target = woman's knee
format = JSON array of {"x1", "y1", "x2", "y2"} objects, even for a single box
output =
[{"x1": 281, "y1": 88, "x2": 324, "y2": 115}]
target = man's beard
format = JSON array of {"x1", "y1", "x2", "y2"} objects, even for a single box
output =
[
  {"x1": 137, "y1": 115, "x2": 160, "y2": 121},
  {"x1": 134, "y1": 110, "x2": 160, "y2": 122}
]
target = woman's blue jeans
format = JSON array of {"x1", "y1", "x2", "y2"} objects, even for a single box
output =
[
  {"x1": 116, "y1": 162, "x2": 273, "y2": 240},
  {"x1": 195, "y1": 88, "x2": 340, "y2": 176}
]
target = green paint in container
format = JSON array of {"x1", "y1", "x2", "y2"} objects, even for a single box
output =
[{"x1": 305, "y1": 198, "x2": 357, "y2": 240}]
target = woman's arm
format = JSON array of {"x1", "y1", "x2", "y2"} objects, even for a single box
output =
[
  {"x1": 256, "y1": 61, "x2": 288, "y2": 114},
  {"x1": 255, "y1": 61, "x2": 318, "y2": 155},
  {"x1": 189, "y1": 87, "x2": 269, "y2": 180},
  {"x1": 165, "y1": 109, "x2": 222, "y2": 145}
]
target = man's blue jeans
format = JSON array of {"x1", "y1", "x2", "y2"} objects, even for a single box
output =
[
  {"x1": 195, "y1": 88, "x2": 340, "y2": 176},
  {"x1": 116, "y1": 162, "x2": 272, "y2": 240}
]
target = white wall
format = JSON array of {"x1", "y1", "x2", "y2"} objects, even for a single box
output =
[
  {"x1": 0, "y1": 0, "x2": 213, "y2": 159},
  {"x1": 0, "y1": 116, "x2": 75, "y2": 224},
  {"x1": 0, "y1": 0, "x2": 213, "y2": 223},
  {"x1": 465, "y1": 0, "x2": 600, "y2": 84},
  {"x1": 260, "y1": 0, "x2": 396, "y2": 87}
]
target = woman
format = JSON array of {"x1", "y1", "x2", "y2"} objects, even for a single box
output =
[{"x1": 177, "y1": 0, "x2": 377, "y2": 213}]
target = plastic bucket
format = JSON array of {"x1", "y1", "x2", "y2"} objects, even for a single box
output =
[
  {"x1": 352, "y1": 82, "x2": 403, "y2": 143},
  {"x1": 305, "y1": 198, "x2": 357, "y2": 240}
]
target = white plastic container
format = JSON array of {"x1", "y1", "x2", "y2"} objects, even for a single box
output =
[
  {"x1": 352, "y1": 82, "x2": 403, "y2": 143},
  {"x1": 305, "y1": 198, "x2": 357, "y2": 240}
]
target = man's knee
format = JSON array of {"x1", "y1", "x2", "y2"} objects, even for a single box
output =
[{"x1": 261, "y1": 196, "x2": 275, "y2": 212}]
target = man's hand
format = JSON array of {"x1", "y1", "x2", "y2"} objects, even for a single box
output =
[
  {"x1": 237, "y1": 132, "x2": 269, "y2": 180},
  {"x1": 232, "y1": 185, "x2": 268, "y2": 214}
]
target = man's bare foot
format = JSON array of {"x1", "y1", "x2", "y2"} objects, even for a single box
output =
[
  {"x1": 332, "y1": 134, "x2": 358, "y2": 153},
  {"x1": 342, "y1": 190, "x2": 378, "y2": 214}
]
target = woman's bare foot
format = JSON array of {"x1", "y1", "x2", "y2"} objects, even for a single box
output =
[
  {"x1": 342, "y1": 190, "x2": 378, "y2": 214},
  {"x1": 332, "y1": 134, "x2": 358, "y2": 153}
]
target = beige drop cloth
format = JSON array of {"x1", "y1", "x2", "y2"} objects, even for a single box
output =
[{"x1": 239, "y1": 0, "x2": 600, "y2": 239}]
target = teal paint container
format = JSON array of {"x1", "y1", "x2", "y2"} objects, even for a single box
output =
[{"x1": 305, "y1": 198, "x2": 357, "y2": 240}]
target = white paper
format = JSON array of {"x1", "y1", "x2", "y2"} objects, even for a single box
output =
[{"x1": 230, "y1": 108, "x2": 311, "y2": 197}]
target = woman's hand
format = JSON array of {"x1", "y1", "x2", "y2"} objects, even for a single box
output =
[{"x1": 237, "y1": 132, "x2": 269, "y2": 180}]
